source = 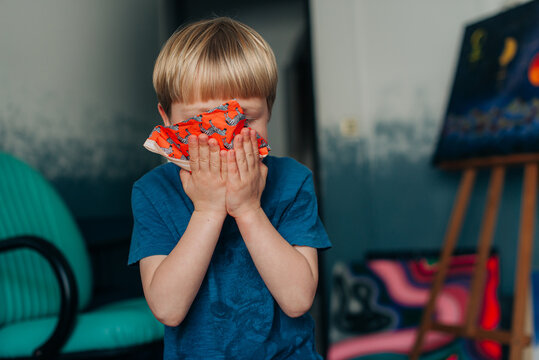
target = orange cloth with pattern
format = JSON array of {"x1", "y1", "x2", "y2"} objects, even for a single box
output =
[{"x1": 143, "y1": 100, "x2": 270, "y2": 170}]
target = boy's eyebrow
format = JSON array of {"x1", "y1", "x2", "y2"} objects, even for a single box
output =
[
  {"x1": 196, "y1": 102, "x2": 235, "y2": 114},
  {"x1": 241, "y1": 104, "x2": 265, "y2": 117},
  {"x1": 182, "y1": 101, "x2": 264, "y2": 117},
  {"x1": 184, "y1": 104, "x2": 218, "y2": 116}
]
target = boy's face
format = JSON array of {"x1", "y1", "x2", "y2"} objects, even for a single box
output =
[{"x1": 159, "y1": 97, "x2": 270, "y2": 141}]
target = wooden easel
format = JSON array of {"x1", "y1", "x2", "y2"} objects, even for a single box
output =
[{"x1": 410, "y1": 154, "x2": 539, "y2": 360}]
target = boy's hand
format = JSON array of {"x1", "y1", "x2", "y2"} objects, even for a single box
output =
[
  {"x1": 180, "y1": 134, "x2": 228, "y2": 218},
  {"x1": 226, "y1": 128, "x2": 268, "y2": 218}
]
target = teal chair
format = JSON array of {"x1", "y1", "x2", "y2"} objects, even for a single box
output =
[{"x1": 0, "y1": 152, "x2": 164, "y2": 359}]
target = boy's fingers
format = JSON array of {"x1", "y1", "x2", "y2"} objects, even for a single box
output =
[
  {"x1": 220, "y1": 150, "x2": 228, "y2": 181},
  {"x1": 198, "y1": 134, "x2": 210, "y2": 171},
  {"x1": 188, "y1": 135, "x2": 199, "y2": 172},
  {"x1": 250, "y1": 129, "x2": 259, "y2": 161},
  {"x1": 179, "y1": 169, "x2": 192, "y2": 187},
  {"x1": 242, "y1": 128, "x2": 255, "y2": 170},
  {"x1": 260, "y1": 162, "x2": 268, "y2": 179},
  {"x1": 208, "y1": 138, "x2": 220, "y2": 175},
  {"x1": 227, "y1": 149, "x2": 239, "y2": 181},
  {"x1": 234, "y1": 134, "x2": 247, "y2": 177}
]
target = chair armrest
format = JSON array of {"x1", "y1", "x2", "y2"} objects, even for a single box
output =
[{"x1": 0, "y1": 235, "x2": 78, "y2": 359}]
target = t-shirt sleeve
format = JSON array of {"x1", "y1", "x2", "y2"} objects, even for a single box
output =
[
  {"x1": 277, "y1": 173, "x2": 331, "y2": 250},
  {"x1": 128, "y1": 183, "x2": 176, "y2": 265}
]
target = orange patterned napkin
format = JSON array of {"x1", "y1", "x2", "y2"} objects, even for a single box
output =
[{"x1": 143, "y1": 100, "x2": 270, "y2": 170}]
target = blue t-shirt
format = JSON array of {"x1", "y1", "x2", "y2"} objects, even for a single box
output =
[{"x1": 128, "y1": 156, "x2": 331, "y2": 359}]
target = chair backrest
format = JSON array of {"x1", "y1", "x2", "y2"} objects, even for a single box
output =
[{"x1": 0, "y1": 152, "x2": 92, "y2": 326}]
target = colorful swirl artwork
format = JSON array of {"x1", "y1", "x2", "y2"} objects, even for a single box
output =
[{"x1": 329, "y1": 253, "x2": 501, "y2": 360}]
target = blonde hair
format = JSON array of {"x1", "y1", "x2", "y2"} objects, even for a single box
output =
[{"x1": 153, "y1": 17, "x2": 278, "y2": 116}]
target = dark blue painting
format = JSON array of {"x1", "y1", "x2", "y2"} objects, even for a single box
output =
[{"x1": 432, "y1": 0, "x2": 539, "y2": 165}]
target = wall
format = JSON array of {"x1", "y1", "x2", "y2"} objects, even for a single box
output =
[
  {"x1": 310, "y1": 0, "x2": 537, "y2": 296},
  {"x1": 0, "y1": 0, "x2": 162, "y2": 226}
]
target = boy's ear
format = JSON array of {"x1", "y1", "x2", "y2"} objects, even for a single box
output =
[{"x1": 157, "y1": 103, "x2": 171, "y2": 126}]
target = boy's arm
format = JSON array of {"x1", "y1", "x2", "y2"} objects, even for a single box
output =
[
  {"x1": 227, "y1": 129, "x2": 319, "y2": 318},
  {"x1": 235, "y1": 210, "x2": 319, "y2": 318},
  {"x1": 140, "y1": 135, "x2": 228, "y2": 327},
  {"x1": 140, "y1": 210, "x2": 225, "y2": 327}
]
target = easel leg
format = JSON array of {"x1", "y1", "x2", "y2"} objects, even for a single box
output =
[
  {"x1": 465, "y1": 166, "x2": 505, "y2": 335},
  {"x1": 410, "y1": 168, "x2": 477, "y2": 359},
  {"x1": 509, "y1": 163, "x2": 538, "y2": 360}
]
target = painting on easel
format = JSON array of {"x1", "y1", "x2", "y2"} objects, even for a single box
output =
[{"x1": 432, "y1": 0, "x2": 539, "y2": 165}]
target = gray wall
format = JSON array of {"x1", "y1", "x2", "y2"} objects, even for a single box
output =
[
  {"x1": 0, "y1": 0, "x2": 162, "y2": 223},
  {"x1": 310, "y1": 0, "x2": 537, "y2": 296}
]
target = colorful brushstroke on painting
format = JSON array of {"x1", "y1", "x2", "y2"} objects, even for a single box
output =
[{"x1": 329, "y1": 253, "x2": 501, "y2": 360}]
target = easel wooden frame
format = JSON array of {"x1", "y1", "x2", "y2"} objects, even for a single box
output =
[{"x1": 410, "y1": 153, "x2": 539, "y2": 360}]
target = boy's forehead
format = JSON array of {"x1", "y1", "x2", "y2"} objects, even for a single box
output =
[
  {"x1": 179, "y1": 99, "x2": 221, "y2": 114},
  {"x1": 174, "y1": 97, "x2": 266, "y2": 116}
]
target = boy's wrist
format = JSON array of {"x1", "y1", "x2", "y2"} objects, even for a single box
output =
[
  {"x1": 232, "y1": 206, "x2": 266, "y2": 226},
  {"x1": 192, "y1": 209, "x2": 227, "y2": 223}
]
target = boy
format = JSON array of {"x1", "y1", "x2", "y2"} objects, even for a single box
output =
[{"x1": 128, "y1": 17, "x2": 331, "y2": 359}]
